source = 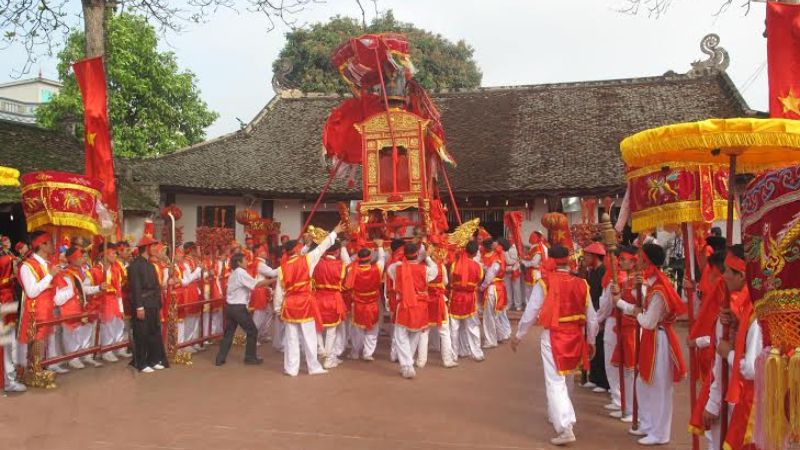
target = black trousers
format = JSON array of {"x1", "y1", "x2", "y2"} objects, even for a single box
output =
[
  {"x1": 589, "y1": 328, "x2": 610, "y2": 389},
  {"x1": 215, "y1": 304, "x2": 258, "y2": 364},
  {"x1": 131, "y1": 307, "x2": 167, "y2": 370}
]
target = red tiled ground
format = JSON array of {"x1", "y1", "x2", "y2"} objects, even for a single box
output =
[{"x1": 3, "y1": 323, "x2": 692, "y2": 450}]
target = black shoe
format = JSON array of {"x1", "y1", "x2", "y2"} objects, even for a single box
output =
[
  {"x1": 244, "y1": 357, "x2": 263, "y2": 365},
  {"x1": 215, "y1": 360, "x2": 226, "y2": 366}
]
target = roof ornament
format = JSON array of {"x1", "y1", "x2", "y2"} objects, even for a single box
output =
[
  {"x1": 687, "y1": 33, "x2": 730, "y2": 77},
  {"x1": 272, "y1": 60, "x2": 302, "y2": 98}
]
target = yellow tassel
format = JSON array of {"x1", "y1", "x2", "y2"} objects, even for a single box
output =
[
  {"x1": 765, "y1": 348, "x2": 787, "y2": 450},
  {"x1": 789, "y1": 348, "x2": 800, "y2": 443}
]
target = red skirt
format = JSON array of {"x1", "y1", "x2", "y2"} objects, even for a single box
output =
[
  {"x1": 549, "y1": 323, "x2": 588, "y2": 373},
  {"x1": 395, "y1": 295, "x2": 429, "y2": 331},
  {"x1": 427, "y1": 291, "x2": 448, "y2": 326},
  {"x1": 316, "y1": 290, "x2": 346, "y2": 327}
]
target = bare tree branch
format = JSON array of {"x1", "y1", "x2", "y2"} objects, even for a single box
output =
[{"x1": 355, "y1": 0, "x2": 366, "y2": 30}]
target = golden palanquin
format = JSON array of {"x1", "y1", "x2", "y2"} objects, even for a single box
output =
[{"x1": 356, "y1": 109, "x2": 430, "y2": 215}]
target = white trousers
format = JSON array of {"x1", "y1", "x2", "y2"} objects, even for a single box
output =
[
  {"x1": 210, "y1": 309, "x2": 223, "y2": 336},
  {"x1": 393, "y1": 325, "x2": 424, "y2": 370},
  {"x1": 504, "y1": 275, "x2": 523, "y2": 309},
  {"x1": 333, "y1": 319, "x2": 348, "y2": 356},
  {"x1": 320, "y1": 324, "x2": 340, "y2": 361},
  {"x1": 605, "y1": 319, "x2": 635, "y2": 415},
  {"x1": 497, "y1": 310, "x2": 511, "y2": 341},
  {"x1": 183, "y1": 313, "x2": 200, "y2": 344},
  {"x1": 99, "y1": 316, "x2": 124, "y2": 348},
  {"x1": 523, "y1": 283, "x2": 534, "y2": 307},
  {"x1": 482, "y1": 288, "x2": 499, "y2": 347},
  {"x1": 283, "y1": 321, "x2": 324, "y2": 376},
  {"x1": 2, "y1": 338, "x2": 20, "y2": 385},
  {"x1": 252, "y1": 309, "x2": 273, "y2": 342},
  {"x1": 272, "y1": 318, "x2": 285, "y2": 351},
  {"x1": 62, "y1": 324, "x2": 93, "y2": 355},
  {"x1": 350, "y1": 322, "x2": 379, "y2": 359},
  {"x1": 450, "y1": 315, "x2": 484, "y2": 360},
  {"x1": 636, "y1": 330, "x2": 674, "y2": 443},
  {"x1": 426, "y1": 322, "x2": 457, "y2": 365},
  {"x1": 541, "y1": 330, "x2": 577, "y2": 434}
]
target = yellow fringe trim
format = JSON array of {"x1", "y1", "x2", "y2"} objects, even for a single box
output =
[
  {"x1": 631, "y1": 200, "x2": 731, "y2": 233},
  {"x1": 0, "y1": 165, "x2": 20, "y2": 187},
  {"x1": 789, "y1": 348, "x2": 800, "y2": 442},
  {"x1": 25, "y1": 212, "x2": 100, "y2": 235},
  {"x1": 620, "y1": 117, "x2": 800, "y2": 172},
  {"x1": 765, "y1": 347, "x2": 787, "y2": 450}
]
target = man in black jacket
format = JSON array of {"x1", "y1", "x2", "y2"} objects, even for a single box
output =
[{"x1": 128, "y1": 236, "x2": 168, "y2": 373}]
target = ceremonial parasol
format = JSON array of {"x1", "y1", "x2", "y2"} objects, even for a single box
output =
[
  {"x1": 0, "y1": 166, "x2": 20, "y2": 187},
  {"x1": 620, "y1": 116, "x2": 800, "y2": 450}
]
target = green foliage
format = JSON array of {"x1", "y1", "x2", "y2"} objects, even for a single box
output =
[
  {"x1": 273, "y1": 10, "x2": 482, "y2": 94},
  {"x1": 37, "y1": 12, "x2": 218, "y2": 157}
]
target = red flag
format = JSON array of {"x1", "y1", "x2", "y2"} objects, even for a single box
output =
[
  {"x1": 73, "y1": 56, "x2": 119, "y2": 235},
  {"x1": 767, "y1": 2, "x2": 800, "y2": 118}
]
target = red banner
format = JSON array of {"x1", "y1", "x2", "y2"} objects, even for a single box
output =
[
  {"x1": 73, "y1": 56, "x2": 119, "y2": 235},
  {"x1": 767, "y1": 2, "x2": 800, "y2": 119}
]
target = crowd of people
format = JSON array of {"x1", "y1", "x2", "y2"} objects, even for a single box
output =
[{"x1": 0, "y1": 221, "x2": 758, "y2": 449}]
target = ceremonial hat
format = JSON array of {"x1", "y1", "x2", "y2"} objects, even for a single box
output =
[
  {"x1": 583, "y1": 242, "x2": 606, "y2": 256},
  {"x1": 137, "y1": 235, "x2": 158, "y2": 247}
]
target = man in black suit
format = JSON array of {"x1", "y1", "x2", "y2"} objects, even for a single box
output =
[{"x1": 128, "y1": 235, "x2": 168, "y2": 373}]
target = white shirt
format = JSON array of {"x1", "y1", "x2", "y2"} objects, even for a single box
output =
[
  {"x1": 54, "y1": 269, "x2": 100, "y2": 306},
  {"x1": 181, "y1": 261, "x2": 202, "y2": 287},
  {"x1": 273, "y1": 231, "x2": 337, "y2": 312},
  {"x1": 226, "y1": 267, "x2": 258, "y2": 306},
  {"x1": 515, "y1": 270, "x2": 598, "y2": 342},
  {"x1": 256, "y1": 259, "x2": 278, "y2": 279},
  {"x1": 480, "y1": 260, "x2": 500, "y2": 290},
  {"x1": 19, "y1": 253, "x2": 53, "y2": 299},
  {"x1": 504, "y1": 246, "x2": 520, "y2": 273},
  {"x1": 705, "y1": 318, "x2": 763, "y2": 415},
  {"x1": 386, "y1": 256, "x2": 438, "y2": 284}
]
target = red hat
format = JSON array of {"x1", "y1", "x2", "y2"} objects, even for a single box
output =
[
  {"x1": 584, "y1": 242, "x2": 606, "y2": 257},
  {"x1": 137, "y1": 235, "x2": 158, "y2": 247},
  {"x1": 14, "y1": 242, "x2": 26, "y2": 252},
  {"x1": 143, "y1": 219, "x2": 155, "y2": 238}
]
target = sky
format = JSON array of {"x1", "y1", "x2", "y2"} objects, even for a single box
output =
[{"x1": 0, "y1": 0, "x2": 769, "y2": 139}]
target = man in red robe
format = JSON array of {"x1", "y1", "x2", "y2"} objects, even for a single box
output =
[
  {"x1": 448, "y1": 240, "x2": 485, "y2": 362},
  {"x1": 511, "y1": 245, "x2": 598, "y2": 446},
  {"x1": 313, "y1": 240, "x2": 349, "y2": 369},
  {"x1": 345, "y1": 241, "x2": 385, "y2": 361},
  {"x1": 273, "y1": 222, "x2": 344, "y2": 376},
  {"x1": 386, "y1": 242, "x2": 438, "y2": 379},
  {"x1": 618, "y1": 243, "x2": 686, "y2": 446},
  {"x1": 701, "y1": 245, "x2": 761, "y2": 450},
  {"x1": 17, "y1": 231, "x2": 63, "y2": 379},
  {"x1": 597, "y1": 244, "x2": 638, "y2": 421},
  {"x1": 94, "y1": 244, "x2": 127, "y2": 363},
  {"x1": 54, "y1": 247, "x2": 104, "y2": 370}
]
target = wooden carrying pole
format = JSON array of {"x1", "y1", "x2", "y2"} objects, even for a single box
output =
[
  {"x1": 601, "y1": 213, "x2": 626, "y2": 416},
  {"x1": 719, "y1": 153, "x2": 737, "y2": 450},
  {"x1": 683, "y1": 222, "x2": 699, "y2": 450}
]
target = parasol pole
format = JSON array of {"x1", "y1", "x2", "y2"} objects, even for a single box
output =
[
  {"x1": 601, "y1": 213, "x2": 626, "y2": 418},
  {"x1": 719, "y1": 152, "x2": 737, "y2": 450},
  {"x1": 632, "y1": 269, "x2": 643, "y2": 431},
  {"x1": 440, "y1": 164, "x2": 462, "y2": 225},
  {"x1": 299, "y1": 159, "x2": 343, "y2": 239},
  {"x1": 373, "y1": 47, "x2": 401, "y2": 197},
  {"x1": 683, "y1": 222, "x2": 699, "y2": 450}
]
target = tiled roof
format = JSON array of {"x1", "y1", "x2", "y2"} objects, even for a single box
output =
[
  {"x1": 0, "y1": 119, "x2": 159, "y2": 211},
  {"x1": 133, "y1": 71, "x2": 750, "y2": 199}
]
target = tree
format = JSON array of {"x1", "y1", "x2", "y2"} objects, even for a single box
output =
[
  {"x1": 272, "y1": 10, "x2": 483, "y2": 94},
  {"x1": 1, "y1": 0, "x2": 337, "y2": 74},
  {"x1": 618, "y1": 0, "x2": 756, "y2": 17},
  {"x1": 36, "y1": 12, "x2": 218, "y2": 157}
]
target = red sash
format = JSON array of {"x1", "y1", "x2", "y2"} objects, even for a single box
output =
[
  {"x1": 426, "y1": 263, "x2": 448, "y2": 326},
  {"x1": 638, "y1": 281, "x2": 687, "y2": 384},
  {"x1": 611, "y1": 274, "x2": 637, "y2": 370},
  {"x1": 395, "y1": 262, "x2": 429, "y2": 331},
  {"x1": 539, "y1": 271, "x2": 590, "y2": 373}
]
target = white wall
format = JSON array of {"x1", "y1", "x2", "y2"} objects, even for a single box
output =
[
  {"x1": 0, "y1": 80, "x2": 60, "y2": 103},
  {"x1": 121, "y1": 213, "x2": 148, "y2": 242}
]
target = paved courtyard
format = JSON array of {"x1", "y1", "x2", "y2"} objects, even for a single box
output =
[{"x1": 4, "y1": 324, "x2": 692, "y2": 450}]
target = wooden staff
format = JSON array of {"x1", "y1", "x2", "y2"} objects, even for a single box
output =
[
  {"x1": 601, "y1": 213, "x2": 626, "y2": 417},
  {"x1": 719, "y1": 152, "x2": 738, "y2": 450},
  {"x1": 683, "y1": 222, "x2": 699, "y2": 450}
]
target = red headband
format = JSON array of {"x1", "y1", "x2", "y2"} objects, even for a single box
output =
[
  {"x1": 358, "y1": 254, "x2": 372, "y2": 263},
  {"x1": 67, "y1": 248, "x2": 83, "y2": 263},
  {"x1": 619, "y1": 252, "x2": 638, "y2": 262},
  {"x1": 31, "y1": 233, "x2": 51, "y2": 248},
  {"x1": 405, "y1": 252, "x2": 418, "y2": 261},
  {"x1": 725, "y1": 253, "x2": 746, "y2": 273}
]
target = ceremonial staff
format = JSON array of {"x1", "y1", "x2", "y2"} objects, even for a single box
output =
[
  {"x1": 632, "y1": 236, "x2": 644, "y2": 432},
  {"x1": 601, "y1": 213, "x2": 626, "y2": 418}
]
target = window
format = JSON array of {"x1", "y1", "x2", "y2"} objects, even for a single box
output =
[
  {"x1": 197, "y1": 205, "x2": 235, "y2": 228},
  {"x1": 39, "y1": 89, "x2": 55, "y2": 103}
]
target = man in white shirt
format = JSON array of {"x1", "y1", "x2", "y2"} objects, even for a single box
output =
[
  {"x1": 511, "y1": 245, "x2": 598, "y2": 446},
  {"x1": 215, "y1": 252, "x2": 273, "y2": 366}
]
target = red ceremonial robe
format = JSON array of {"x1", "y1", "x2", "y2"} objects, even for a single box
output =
[
  {"x1": 346, "y1": 262, "x2": 382, "y2": 329},
  {"x1": 17, "y1": 257, "x2": 55, "y2": 343},
  {"x1": 538, "y1": 271, "x2": 590, "y2": 374},
  {"x1": 313, "y1": 255, "x2": 347, "y2": 327},
  {"x1": 448, "y1": 254, "x2": 483, "y2": 319},
  {"x1": 427, "y1": 262, "x2": 448, "y2": 326},
  {"x1": 638, "y1": 274, "x2": 687, "y2": 384},
  {"x1": 280, "y1": 254, "x2": 323, "y2": 330},
  {"x1": 394, "y1": 262, "x2": 429, "y2": 331}
]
